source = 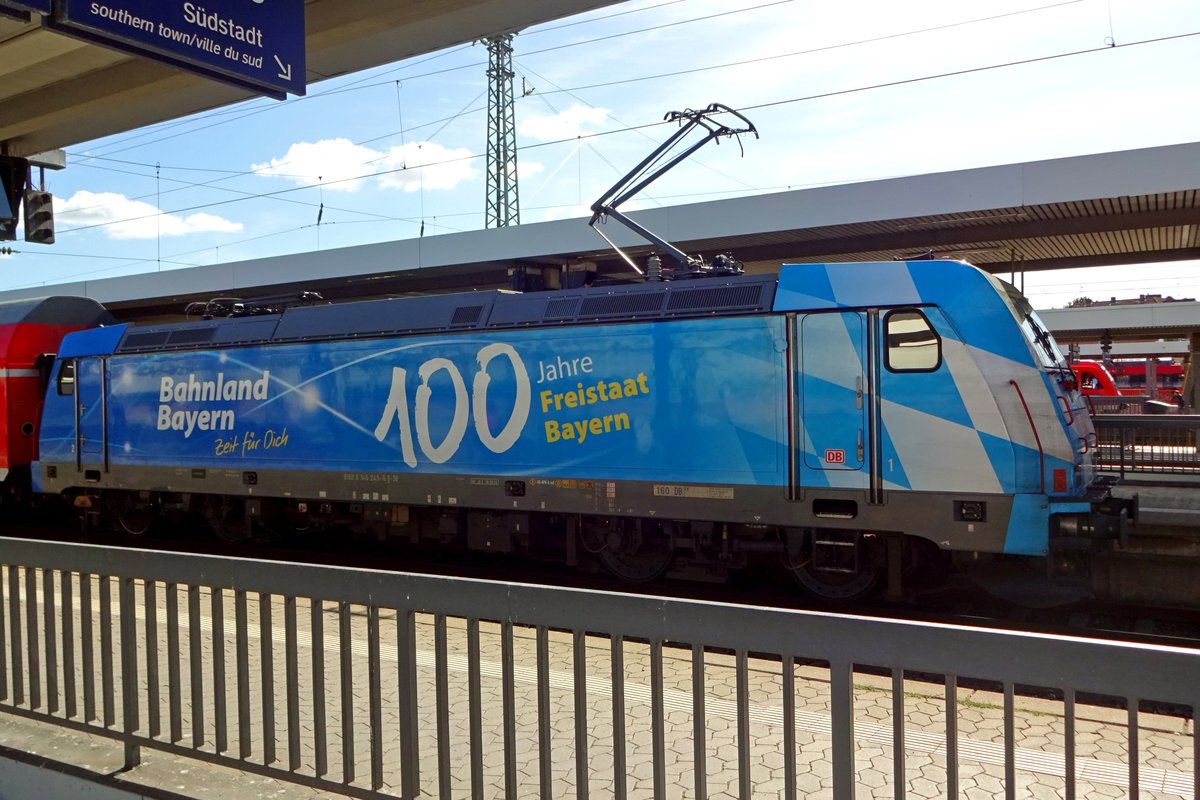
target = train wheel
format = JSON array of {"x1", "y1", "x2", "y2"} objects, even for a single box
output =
[
  {"x1": 592, "y1": 518, "x2": 674, "y2": 582},
  {"x1": 205, "y1": 497, "x2": 249, "y2": 545},
  {"x1": 787, "y1": 529, "x2": 883, "y2": 602},
  {"x1": 792, "y1": 563, "x2": 882, "y2": 601},
  {"x1": 112, "y1": 493, "x2": 156, "y2": 536}
]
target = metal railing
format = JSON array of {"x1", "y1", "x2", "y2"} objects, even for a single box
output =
[
  {"x1": 1086, "y1": 393, "x2": 1186, "y2": 416},
  {"x1": 1092, "y1": 414, "x2": 1200, "y2": 478},
  {"x1": 1, "y1": 536, "x2": 1198, "y2": 800}
]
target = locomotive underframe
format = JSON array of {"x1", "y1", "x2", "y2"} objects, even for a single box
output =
[{"x1": 44, "y1": 461, "x2": 1120, "y2": 600}]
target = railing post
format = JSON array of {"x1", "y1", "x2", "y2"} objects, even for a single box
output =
[
  {"x1": 830, "y1": 660, "x2": 856, "y2": 800},
  {"x1": 120, "y1": 575, "x2": 141, "y2": 769},
  {"x1": 1119, "y1": 426, "x2": 1128, "y2": 479},
  {"x1": 398, "y1": 608, "x2": 420, "y2": 800}
]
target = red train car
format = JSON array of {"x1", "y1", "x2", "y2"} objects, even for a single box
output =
[{"x1": 0, "y1": 297, "x2": 113, "y2": 490}]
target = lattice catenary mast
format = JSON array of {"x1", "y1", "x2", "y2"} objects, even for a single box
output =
[{"x1": 484, "y1": 33, "x2": 519, "y2": 228}]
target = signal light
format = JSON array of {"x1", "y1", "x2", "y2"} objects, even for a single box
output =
[{"x1": 23, "y1": 189, "x2": 54, "y2": 245}]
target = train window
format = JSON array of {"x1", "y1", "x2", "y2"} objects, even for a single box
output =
[
  {"x1": 56, "y1": 360, "x2": 76, "y2": 395},
  {"x1": 885, "y1": 309, "x2": 941, "y2": 372}
]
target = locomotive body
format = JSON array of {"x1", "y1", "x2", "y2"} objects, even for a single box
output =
[{"x1": 29, "y1": 260, "x2": 1120, "y2": 597}]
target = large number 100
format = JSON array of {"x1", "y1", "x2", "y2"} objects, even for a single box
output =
[{"x1": 372, "y1": 343, "x2": 531, "y2": 467}]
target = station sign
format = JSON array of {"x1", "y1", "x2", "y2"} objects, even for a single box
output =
[{"x1": 49, "y1": 0, "x2": 305, "y2": 99}]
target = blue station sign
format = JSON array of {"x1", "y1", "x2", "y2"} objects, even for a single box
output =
[{"x1": 51, "y1": 0, "x2": 305, "y2": 99}]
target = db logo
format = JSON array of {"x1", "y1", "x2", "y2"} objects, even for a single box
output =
[{"x1": 824, "y1": 448, "x2": 846, "y2": 464}]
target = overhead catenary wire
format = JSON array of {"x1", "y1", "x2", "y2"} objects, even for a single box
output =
[
  {"x1": 49, "y1": 28, "x2": 1200, "y2": 239},
  {"x1": 60, "y1": 0, "x2": 1116, "y2": 221},
  {"x1": 73, "y1": 0, "x2": 1062, "y2": 160}
]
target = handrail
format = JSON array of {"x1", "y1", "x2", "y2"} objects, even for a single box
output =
[
  {"x1": 2, "y1": 537, "x2": 1199, "y2": 799},
  {"x1": 1091, "y1": 414, "x2": 1200, "y2": 429},
  {"x1": 1056, "y1": 394, "x2": 1074, "y2": 425},
  {"x1": 1090, "y1": 415, "x2": 1200, "y2": 480},
  {"x1": 1010, "y1": 379, "x2": 1045, "y2": 493}
]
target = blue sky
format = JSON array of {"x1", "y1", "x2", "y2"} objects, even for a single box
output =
[{"x1": 4, "y1": 0, "x2": 1199, "y2": 307}]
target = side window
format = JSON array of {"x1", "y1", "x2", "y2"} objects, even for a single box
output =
[
  {"x1": 885, "y1": 309, "x2": 941, "y2": 372},
  {"x1": 56, "y1": 360, "x2": 76, "y2": 396}
]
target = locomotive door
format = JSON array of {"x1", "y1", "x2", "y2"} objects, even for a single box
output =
[
  {"x1": 798, "y1": 311, "x2": 868, "y2": 484},
  {"x1": 75, "y1": 357, "x2": 107, "y2": 474}
]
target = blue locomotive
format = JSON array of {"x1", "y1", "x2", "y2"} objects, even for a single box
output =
[
  {"x1": 10, "y1": 105, "x2": 1132, "y2": 601},
  {"x1": 27, "y1": 258, "x2": 1127, "y2": 599}
]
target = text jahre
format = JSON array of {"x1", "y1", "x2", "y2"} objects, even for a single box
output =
[{"x1": 536, "y1": 354, "x2": 593, "y2": 384}]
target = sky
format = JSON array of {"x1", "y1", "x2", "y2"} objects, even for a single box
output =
[{"x1": 2, "y1": 0, "x2": 1199, "y2": 308}]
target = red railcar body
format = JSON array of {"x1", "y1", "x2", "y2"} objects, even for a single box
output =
[{"x1": 0, "y1": 297, "x2": 113, "y2": 481}]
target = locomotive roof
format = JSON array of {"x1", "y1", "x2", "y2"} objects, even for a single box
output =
[
  {"x1": 56, "y1": 260, "x2": 1036, "y2": 369},
  {"x1": 111, "y1": 272, "x2": 780, "y2": 354}
]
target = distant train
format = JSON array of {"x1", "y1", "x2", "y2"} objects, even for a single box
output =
[
  {"x1": 1077, "y1": 358, "x2": 1186, "y2": 403},
  {"x1": 1072, "y1": 359, "x2": 1185, "y2": 411},
  {"x1": 0, "y1": 258, "x2": 1132, "y2": 601}
]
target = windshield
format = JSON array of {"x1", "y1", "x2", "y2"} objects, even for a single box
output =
[{"x1": 987, "y1": 275, "x2": 1068, "y2": 369}]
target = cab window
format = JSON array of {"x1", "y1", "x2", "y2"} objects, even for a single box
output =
[
  {"x1": 56, "y1": 360, "x2": 76, "y2": 395},
  {"x1": 885, "y1": 309, "x2": 941, "y2": 372}
]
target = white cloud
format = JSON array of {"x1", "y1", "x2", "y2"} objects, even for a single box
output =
[
  {"x1": 253, "y1": 138, "x2": 478, "y2": 193},
  {"x1": 519, "y1": 103, "x2": 609, "y2": 142},
  {"x1": 251, "y1": 138, "x2": 379, "y2": 192},
  {"x1": 56, "y1": 191, "x2": 243, "y2": 240},
  {"x1": 375, "y1": 141, "x2": 477, "y2": 192},
  {"x1": 518, "y1": 161, "x2": 545, "y2": 180}
]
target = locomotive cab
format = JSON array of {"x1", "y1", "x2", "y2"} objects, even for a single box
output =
[{"x1": 774, "y1": 261, "x2": 1129, "y2": 600}]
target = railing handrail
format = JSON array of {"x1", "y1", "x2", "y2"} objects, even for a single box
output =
[
  {"x1": 3, "y1": 536, "x2": 1199, "y2": 799},
  {"x1": 2, "y1": 537, "x2": 1197, "y2": 702},
  {"x1": 1093, "y1": 413, "x2": 1200, "y2": 430}
]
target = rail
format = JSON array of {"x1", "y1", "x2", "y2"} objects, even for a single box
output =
[
  {"x1": 1, "y1": 537, "x2": 1198, "y2": 799},
  {"x1": 1092, "y1": 414, "x2": 1200, "y2": 479}
]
